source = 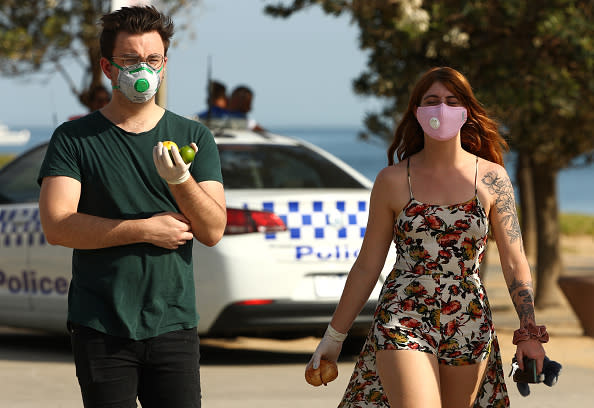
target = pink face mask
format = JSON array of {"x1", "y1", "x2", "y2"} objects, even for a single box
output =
[{"x1": 416, "y1": 103, "x2": 467, "y2": 141}]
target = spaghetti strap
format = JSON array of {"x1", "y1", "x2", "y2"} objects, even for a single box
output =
[
  {"x1": 474, "y1": 156, "x2": 479, "y2": 195},
  {"x1": 407, "y1": 157, "x2": 414, "y2": 199}
]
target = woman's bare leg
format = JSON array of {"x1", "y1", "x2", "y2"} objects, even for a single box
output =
[
  {"x1": 376, "y1": 349, "x2": 441, "y2": 408},
  {"x1": 439, "y1": 359, "x2": 489, "y2": 408}
]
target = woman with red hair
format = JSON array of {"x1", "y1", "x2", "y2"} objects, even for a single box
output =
[{"x1": 307, "y1": 67, "x2": 547, "y2": 407}]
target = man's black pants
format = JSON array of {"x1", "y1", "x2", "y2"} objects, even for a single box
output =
[{"x1": 69, "y1": 322, "x2": 201, "y2": 408}]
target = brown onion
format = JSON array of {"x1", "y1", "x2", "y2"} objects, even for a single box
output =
[{"x1": 305, "y1": 359, "x2": 338, "y2": 386}]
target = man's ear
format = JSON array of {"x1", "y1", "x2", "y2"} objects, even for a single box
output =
[{"x1": 100, "y1": 57, "x2": 114, "y2": 80}]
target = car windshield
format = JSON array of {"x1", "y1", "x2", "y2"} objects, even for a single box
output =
[
  {"x1": 0, "y1": 144, "x2": 46, "y2": 203},
  {"x1": 218, "y1": 144, "x2": 366, "y2": 189},
  {"x1": 0, "y1": 141, "x2": 367, "y2": 204}
]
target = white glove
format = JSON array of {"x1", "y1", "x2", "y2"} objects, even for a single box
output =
[
  {"x1": 309, "y1": 324, "x2": 347, "y2": 369},
  {"x1": 153, "y1": 142, "x2": 191, "y2": 184}
]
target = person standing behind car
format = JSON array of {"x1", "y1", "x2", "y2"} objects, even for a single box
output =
[
  {"x1": 37, "y1": 5, "x2": 226, "y2": 408},
  {"x1": 87, "y1": 84, "x2": 111, "y2": 112},
  {"x1": 197, "y1": 79, "x2": 229, "y2": 120},
  {"x1": 227, "y1": 85, "x2": 265, "y2": 131},
  {"x1": 68, "y1": 84, "x2": 111, "y2": 120}
]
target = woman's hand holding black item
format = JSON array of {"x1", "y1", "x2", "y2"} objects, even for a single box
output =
[
  {"x1": 510, "y1": 355, "x2": 562, "y2": 396},
  {"x1": 513, "y1": 324, "x2": 548, "y2": 374}
]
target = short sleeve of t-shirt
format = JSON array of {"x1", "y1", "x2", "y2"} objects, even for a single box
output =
[{"x1": 37, "y1": 119, "x2": 85, "y2": 185}]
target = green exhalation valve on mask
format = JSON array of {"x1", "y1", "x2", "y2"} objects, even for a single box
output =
[
  {"x1": 134, "y1": 79, "x2": 150, "y2": 93},
  {"x1": 110, "y1": 60, "x2": 161, "y2": 103}
]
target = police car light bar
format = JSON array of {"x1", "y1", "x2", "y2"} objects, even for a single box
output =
[{"x1": 225, "y1": 208, "x2": 287, "y2": 235}]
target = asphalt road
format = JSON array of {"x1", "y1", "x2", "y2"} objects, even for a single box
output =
[
  {"x1": 3, "y1": 241, "x2": 594, "y2": 407},
  {"x1": 1, "y1": 325, "x2": 593, "y2": 408},
  {"x1": 0, "y1": 327, "x2": 358, "y2": 408}
]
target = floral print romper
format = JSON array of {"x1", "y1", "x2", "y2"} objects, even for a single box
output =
[{"x1": 338, "y1": 157, "x2": 509, "y2": 407}]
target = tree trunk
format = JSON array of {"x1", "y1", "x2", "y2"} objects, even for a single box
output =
[
  {"x1": 89, "y1": 43, "x2": 104, "y2": 88},
  {"x1": 80, "y1": 0, "x2": 110, "y2": 108},
  {"x1": 515, "y1": 151, "x2": 537, "y2": 265},
  {"x1": 531, "y1": 162, "x2": 563, "y2": 308},
  {"x1": 157, "y1": 73, "x2": 168, "y2": 108},
  {"x1": 81, "y1": 43, "x2": 105, "y2": 108}
]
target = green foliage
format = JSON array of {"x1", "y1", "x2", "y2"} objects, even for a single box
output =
[
  {"x1": 560, "y1": 213, "x2": 594, "y2": 237},
  {"x1": 0, "y1": 154, "x2": 15, "y2": 169},
  {"x1": 0, "y1": 0, "x2": 199, "y2": 108},
  {"x1": 264, "y1": 0, "x2": 594, "y2": 168},
  {"x1": 0, "y1": 1, "x2": 84, "y2": 74}
]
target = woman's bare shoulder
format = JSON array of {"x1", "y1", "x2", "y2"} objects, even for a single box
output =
[
  {"x1": 477, "y1": 158, "x2": 516, "y2": 215},
  {"x1": 477, "y1": 159, "x2": 511, "y2": 186},
  {"x1": 372, "y1": 162, "x2": 411, "y2": 212},
  {"x1": 374, "y1": 161, "x2": 408, "y2": 185}
]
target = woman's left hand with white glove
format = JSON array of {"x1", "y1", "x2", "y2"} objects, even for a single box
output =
[{"x1": 307, "y1": 324, "x2": 347, "y2": 371}]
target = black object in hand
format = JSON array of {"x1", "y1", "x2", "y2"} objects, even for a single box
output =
[
  {"x1": 513, "y1": 356, "x2": 538, "y2": 383},
  {"x1": 510, "y1": 355, "x2": 562, "y2": 397}
]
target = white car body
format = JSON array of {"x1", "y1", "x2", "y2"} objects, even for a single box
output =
[{"x1": 0, "y1": 125, "x2": 395, "y2": 338}]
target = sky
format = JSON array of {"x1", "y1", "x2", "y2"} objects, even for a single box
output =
[{"x1": 1, "y1": 0, "x2": 382, "y2": 130}]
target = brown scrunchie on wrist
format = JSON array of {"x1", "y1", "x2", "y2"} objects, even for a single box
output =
[{"x1": 513, "y1": 324, "x2": 549, "y2": 345}]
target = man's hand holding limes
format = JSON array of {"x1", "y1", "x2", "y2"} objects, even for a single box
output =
[{"x1": 153, "y1": 141, "x2": 198, "y2": 185}]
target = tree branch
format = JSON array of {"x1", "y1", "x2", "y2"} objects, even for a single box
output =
[{"x1": 54, "y1": 60, "x2": 80, "y2": 98}]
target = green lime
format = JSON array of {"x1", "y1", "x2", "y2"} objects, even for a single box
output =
[{"x1": 179, "y1": 145, "x2": 196, "y2": 164}]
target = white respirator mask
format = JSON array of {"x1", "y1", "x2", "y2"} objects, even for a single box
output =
[{"x1": 111, "y1": 61, "x2": 162, "y2": 103}]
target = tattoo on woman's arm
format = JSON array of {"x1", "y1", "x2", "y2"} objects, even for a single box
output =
[
  {"x1": 508, "y1": 278, "x2": 535, "y2": 325},
  {"x1": 482, "y1": 171, "x2": 523, "y2": 250}
]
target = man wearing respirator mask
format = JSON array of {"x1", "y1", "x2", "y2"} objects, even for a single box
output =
[{"x1": 38, "y1": 6, "x2": 226, "y2": 407}]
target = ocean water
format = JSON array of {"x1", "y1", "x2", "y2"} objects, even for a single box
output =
[
  {"x1": 275, "y1": 126, "x2": 594, "y2": 216},
  {"x1": 2, "y1": 125, "x2": 593, "y2": 215}
]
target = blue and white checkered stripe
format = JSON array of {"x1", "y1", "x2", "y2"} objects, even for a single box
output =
[
  {"x1": 243, "y1": 199, "x2": 368, "y2": 241},
  {"x1": 0, "y1": 207, "x2": 46, "y2": 248}
]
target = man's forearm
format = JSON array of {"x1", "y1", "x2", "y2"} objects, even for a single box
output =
[
  {"x1": 170, "y1": 180, "x2": 226, "y2": 247},
  {"x1": 42, "y1": 212, "x2": 148, "y2": 249}
]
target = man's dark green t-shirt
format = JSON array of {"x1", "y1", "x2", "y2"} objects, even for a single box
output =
[{"x1": 37, "y1": 110, "x2": 223, "y2": 340}]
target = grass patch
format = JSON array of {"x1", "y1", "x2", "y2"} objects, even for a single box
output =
[
  {"x1": 0, "y1": 154, "x2": 15, "y2": 169},
  {"x1": 560, "y1": 213, "x2": 594, "y2": 237}
]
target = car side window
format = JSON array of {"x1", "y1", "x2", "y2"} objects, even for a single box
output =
[
  {"x1": 219, "y1": 144, "x2": 365, "y2": 189},
  {"x1": 0, "y1": 144, "x2": 47, "y2": 203}
]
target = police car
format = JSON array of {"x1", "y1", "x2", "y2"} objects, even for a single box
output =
[{"x1": 0, "y1": 122, "x2": 395, "y2": 339}]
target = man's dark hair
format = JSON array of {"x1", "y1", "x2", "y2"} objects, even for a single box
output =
[
  {"x1": 86, "y1": 84, "x2": 110, "y2": 111},
  {"x1": 100, "y1": 6, "x2": 174, "y2": 59},
  {"x1": 208, "y1": 80, "x2": 227, "y2": 105},
  {"x1": 88, "y1": 84, "x2": 109, "y2": 100},
  {"x1": 230, "y1": 85, "x2": 253, "y2": 99}
]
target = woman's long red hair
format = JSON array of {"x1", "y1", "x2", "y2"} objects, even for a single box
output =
[{"x1": 388, "y1": 67, "x2": 508, "y2": 166}]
